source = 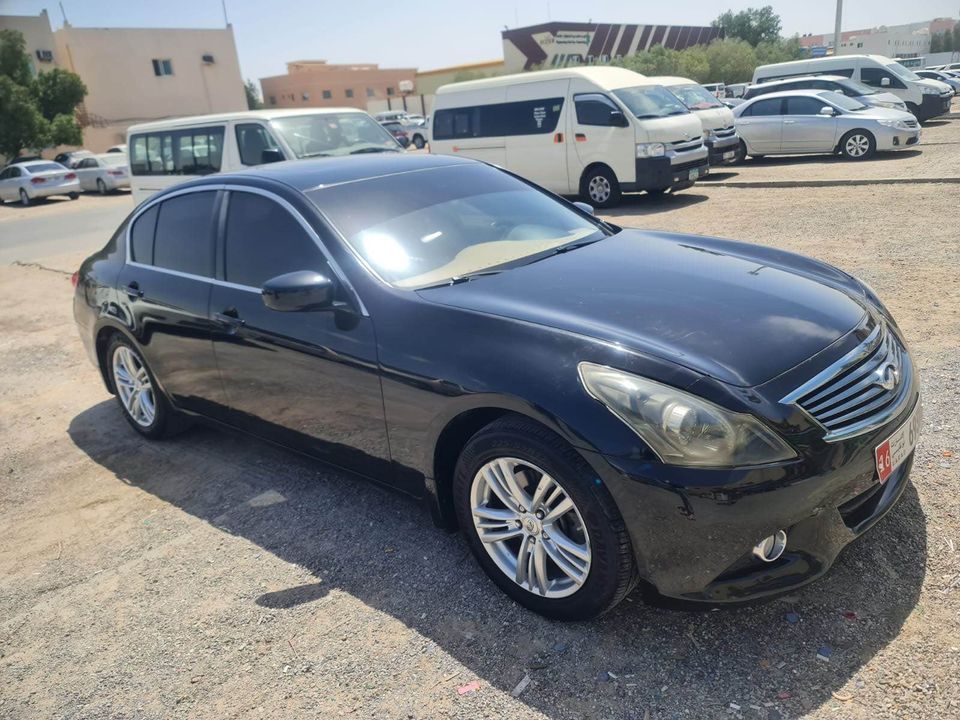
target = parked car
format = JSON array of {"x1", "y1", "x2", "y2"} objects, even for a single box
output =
[
  {"x1": 734, "y1": 90, "x2": 920, "y2": 160},
  {"x1": 742, "y1": 74, "x2": 908, "y2": 112},
  {"x1": 719, "y1": 97, "x2": 745, "y2": 109},
  {"x1": 725, "y1": 82, "x2": 749, "y2": 98},
  {"x1": 127, "y1": 108, "x2": 401, "y2": 202},
  {"x1": 73, "y1": 153, "x2": 920, "y2": 619},
  {"x1": 53, "y1": 149, "x2": 94, "y2": 168},
  {"x1": 927, "y1": 62, "x2": 960, "y2": 73},
  {"x1": 915, "y1": 70, "x2": 960, "y2": 95},
  {"x1": 752, "y1": 54, "x2": 952, "y2": 122},
  {"x1": 0, "y1": 160, "x2": 79, "y2": 205},
  {"x1": 9, "y1": 155, "x2": 43, "y2": 164},
  {"x1": 431, "y1": 67, "x2": 709, "y2": 207},
  {"x1": 652, "y1": 76, "x2": 741, "y2": 165},
  {"x1": 105, "y1": 145, "x2": 127, "y2": 154},
  {"x1": 374, "y1": 111, "x2": 428, "y2": 148},
  {"x1": 702, "y1": 82, "x2": 725, "y2": 97},
  {"x1": 380, "y1": 121, "x2": 411, "y2": 148},
  {"x1": 74, "y1": 153, "x2": 130, "y2": 194}
]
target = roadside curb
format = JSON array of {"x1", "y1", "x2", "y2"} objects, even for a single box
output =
[{"x1": 704, "y1": 176, "x2": 960, "y2": 189}]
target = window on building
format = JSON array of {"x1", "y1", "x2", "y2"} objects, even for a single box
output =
[
  {"x1": 269, "y1": 95, "x2": 276, "y2": 105},
  {"x1": 322, "y1": 90, "x2": 332, "y2": 99},
  {"x1": 302, "y1": 92, "x2": 310, "y2": 101},
  {"x1": 345, "y1": 88, "x2": 354, "y2": 98},
  {"x1": 387, "y1": 87, "x2": 396, "y2": 96},
  {"x1": 366, "y1": 88, "x2": 375, "y2": 97},
  {"x1": 152, "y1": 59, "x2": 174, "y2": 76}
]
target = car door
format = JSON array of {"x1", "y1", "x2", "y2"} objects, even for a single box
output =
[
  {"x1": 116, "y1": 189, "x2": 226, "y2": 414},
  {"x1": 568, "y1": 91, "x2": 634, "y2": 192},
  {"x1": 0, "y1": 167, "x2": 13, "y2": 201},
  {"x1": 736, "y1": 98, "x2": 785, "y2": 152},
  {"x1": 781, "y1": 96, "x2": 839, "y2": 152},
  {"x1": 75, "y1": 157, "x2": 96, "y2": 191},
  {"x1": 503, "y1": 80, "x2": 569, "y2": 193},
  {"x1": 208, "y1": 188, "x2": 392, "y2": 482}
]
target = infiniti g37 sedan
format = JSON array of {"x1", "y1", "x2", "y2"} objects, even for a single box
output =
[
  {"x1": 73, "y1": 155, "x2": 921, "y2": 619},
  {"x1": 734, "y1": 89, "x2": 920, "y2": 160}
]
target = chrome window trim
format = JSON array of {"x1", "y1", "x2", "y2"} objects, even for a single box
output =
[{"x1": 124, "y1": 183, "x2": 369, "y2": 316}]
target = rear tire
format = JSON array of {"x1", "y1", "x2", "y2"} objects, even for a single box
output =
[
  {"x1": 19, "y1": 189, "x2": 31, "y2": 206},
  {"x1": 453, "y1": 414, "x2": 638, "y2": 620},
  {"x1": 580, "y1": 166, "x2": 621, "y2": 208},
  {"x1": 96, "y1": 179, "x2": 107, "y2": 195},
  {"x1": 69, "y1": 192, "x2": 79, "y2": 200},
  {"x1": 839, "y1": 130, "x2": 876, "y2": 160}
]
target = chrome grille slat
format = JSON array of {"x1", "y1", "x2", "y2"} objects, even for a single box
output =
[{"x1": 781, "y1": 323, "x2": 912, "y2": 442}]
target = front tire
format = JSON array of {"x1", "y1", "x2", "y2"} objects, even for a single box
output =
[
  {"x1": 96, "y1": 179, "x2": 107, "y2": 195},
  {"x1": 107, "y1": 335, "x2": 188, "y2": 439},
  {"x1": 580, "y1": 166, "x2": 622, "y2": 208},
  {"x1": 839, "y1": 130, "x2": 876, "y2": 160},
  {"x1": 453, "y1": 415, "x2": 637, "y2": 620},
  {"x1": 19, "y1": 188, "x2": 31, "y2": 206}
]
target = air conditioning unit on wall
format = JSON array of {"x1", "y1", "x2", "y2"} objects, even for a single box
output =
[
  {"x1": 202, "y1": 54, "x2": 215, "y2": 64},
  {"x1": 36, "y1": 49, "x2": 53, "y2": 62}
]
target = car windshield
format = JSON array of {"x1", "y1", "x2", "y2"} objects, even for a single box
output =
[
  {"x1": 270, "y1": 113, "x2": 400, "y2": 158},
  {"x1": 820, "y1": 92, "x2": 867, "y2": 112},
  {"x1": 25, "y1": 163, "x2": 65, "y2": 173},
  {"x1": 612, "y1": 85, "x2": 689, "y2": 118},
  {"x1": 885, "y1": 61, "x2": 921, "y2": 82},
  {"x1": 98, "y1": 155, "x2": 127, "y2": 166},
  {"x1": 311, "y1": 163, "x2": 610, "y2": 289},
  {"x1": 669, "y1": 84, "x2": 723, "y2": 110}
]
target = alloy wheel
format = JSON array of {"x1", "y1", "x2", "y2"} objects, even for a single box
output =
[
  {"x1": 97, "y1": 179, "x2": 107, "y2": 195},
  {"x1": 112, "y1": 345, "x2": 156, "y2": 427},
  {"x1": 19, "y1": 189, "x2": 30, "y2": 206},
  {"x1": 587, "y1": 176, "x2": 611, "y2": 204},
  {"x1": 845, "y1": 134, "x2": 870, "y2": 157},
  {"x1": 470, "y1": 457, "x2": 591, "y2": 598}
]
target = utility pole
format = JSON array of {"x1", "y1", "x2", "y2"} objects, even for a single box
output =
[{"x1": 833, "y1": 0, "x2": 843, "y2": 54}]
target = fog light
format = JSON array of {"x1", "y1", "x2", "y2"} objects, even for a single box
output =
[{"x1": 752, "y1": 530, "x2": 787, "y2": 562}]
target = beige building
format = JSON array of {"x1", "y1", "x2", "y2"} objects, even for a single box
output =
[
  {"x1": 1, "y1": 11, "x2": 247, "y2": 152},
  {"x1": 415, "y1": 60, "x2": 506, "y2": 95},
  {"x1": 260, "y1": 60, "x2": 416, "y2": 111}
]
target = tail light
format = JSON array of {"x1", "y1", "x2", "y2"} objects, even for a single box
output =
[
  {"x1": 30, "y1": 177, "x2": 46, "y2": 185},
  {"x1": 107, "y1": 170, "x2": 124, "y2": 176},
  {"x1": 71, "y1": 271, "x2": 79, "y2": 288},
  {"x1": 65, "y1": 172, "x2": 77, "y2": 180}
]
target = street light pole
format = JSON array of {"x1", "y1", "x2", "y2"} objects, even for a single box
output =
[{"x1": 833, "y1": 0, "x2": 843, "y2": 54}]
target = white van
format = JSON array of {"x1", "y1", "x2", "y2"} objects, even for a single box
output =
[
  {"x1": 752, "y1": 55, "x2": 953, "y2": 122},
  {"x1": 127, "y1": 109, "x2": 401, "y2": 203},
  {"x1": 650, "y1": 76, "x2": 741, "y2": 165},
  {"x1": 430, "y1": 67, "x2": 708, "y2": 207}
]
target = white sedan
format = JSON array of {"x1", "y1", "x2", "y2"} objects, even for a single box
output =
[
  {"x1": 0, "y1": 161, "x2": 80, "y2": 206},
  {"x1": 74, "y1": 154, "x2": 130, "y2": 194}
]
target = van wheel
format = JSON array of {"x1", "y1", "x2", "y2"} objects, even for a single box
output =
[
  {"x1": 839, "y1": 130, "x2": 875, "y2": 160},
  {"x1": 580, "y1": 166, "x2": 621, "y2": 208},
  {"x1": 412, "y1": 135, "x2": 425, "y2": 149}
]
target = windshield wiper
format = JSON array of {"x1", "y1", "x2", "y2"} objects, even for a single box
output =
[
  {"x1": 416, "y1": 269, "x2": 504, "y2": 290},
  {"x1": 300, "y1": 151, "x2": 332, "y2": 158},
  {"x1": 350, "y1": 147, "x2": 401, "y2": 154}
]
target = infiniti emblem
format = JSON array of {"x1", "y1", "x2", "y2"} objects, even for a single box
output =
[{"x1": 874, "y1": 361, "x2": 900, "y2": 391}]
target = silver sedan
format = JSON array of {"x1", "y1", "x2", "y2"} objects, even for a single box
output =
[
  {"x1": 734, "y1": 89, "x2": 920, "y2": 160},
  {"x1": 74, "y1": 154, "x2": 131, "y2": 194},
  {"x1": 0, "y1": 160, "x2": 80, "y2": 206}
]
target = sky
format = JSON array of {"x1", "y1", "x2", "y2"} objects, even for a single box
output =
[{"x1": 2, "y1": 0, "x2": 958, "y2": 83}]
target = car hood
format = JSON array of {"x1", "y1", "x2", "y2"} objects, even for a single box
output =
[
  {"x1": 633, "y1": 114, "x2": 704, "y2": 144},
  {"x1": 844, "y1": 106, "x2": 917, "y2": 122},
  {"x1": 691, "y1": 106, "x2": 736, "y2": 131},
  {"x1": 861, "y1": 91, "x2": 905, "y2": 108},
  {"x1": 417, "y1": 230, "x2": 867, "y2": 388}
]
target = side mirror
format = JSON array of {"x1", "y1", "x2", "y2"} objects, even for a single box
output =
[
  {"x1": 609, "y1": 109, "x2": 629, "y2": 127},
  {"x1": 573, "y1": 201, "x2": 595, "y2": 215},
  {"x1": 261, "y1": 148, "x2": 285, "y2": 164},
  {"x1": 261, "y1": 270, "x2": 337, "y2": 312},
  {"x1": 818, "y1": 106, "x2": 836, "y2": 116},
  {"x1": 880, "y1": 77, "x2": 890, "y2": 87}
]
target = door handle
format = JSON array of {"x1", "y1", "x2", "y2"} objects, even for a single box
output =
[
  {"x1": 215, "y1": 307, "x2": 245, "y2": 331},
  {"x1": 783, "y1": 119, "x2": 797, "y2": 124},
  {"x1": 575, "y1": 133, "x2": 587, "y2": 142},
  {"x1": 124, "y1": 281, "x2": 143, "y2": 299}
]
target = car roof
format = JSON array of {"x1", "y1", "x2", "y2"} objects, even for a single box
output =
[
  {"x1": 744, "y1": 89, "x2": 835, "y2": 102},
  {"x1": 8, "y1": 159, "x2": 64, "y2": 169},
  {"x1": 202, "y1": 153, "x2": 478, "y2": 193},
  {"x1": 756, "y1": 74, "x2": 849, "y2": 86},
  {"x1": 127, "y1": 108, "x2": 368, "y2": 133}
]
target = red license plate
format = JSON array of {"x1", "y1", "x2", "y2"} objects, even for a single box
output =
[{"x1": 875, "y1": 401, "x2": 922, "y2": 484}]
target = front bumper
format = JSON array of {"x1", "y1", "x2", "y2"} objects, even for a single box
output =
[
  {"x1": 706, "y1": 133, "x2": 740, "y2": 165},
  {"x1": 585, "y1": 392, "x2": 920, "y2": 603},
  {"x1": 875, "y1": 125, "x2": 921, "y2": 151},
  {"x1": 626, "y1": 145, "x2": 710, "y2": 192},
  {"x1": 915, "y1": 93, "x2": 952, "y2": 121}
]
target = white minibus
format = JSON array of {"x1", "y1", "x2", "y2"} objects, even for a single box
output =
[
  {"x1": 127, "y1": 109, "x2": 401, "y2": 203},
  {"x1": 752, "y1": 55, "x2": 952, "y2": 122},
  {"x1": 649, "y1": 76, "x2": 741, "y2": 165},
  {"x1": 429, "y1": 67, "x2": 709, "y2": 207}
]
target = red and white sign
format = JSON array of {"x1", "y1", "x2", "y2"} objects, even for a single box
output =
[{"x1": 875, "y1": 401, "x2": 922, "y2": 484}]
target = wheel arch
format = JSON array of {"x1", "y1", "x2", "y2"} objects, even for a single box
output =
[
  {"x1": 836, "y1": 127, "x2": 876, "y2": 154},
  {"x1": 578, "y1": 162, "x2": 618, "y2": 195}
]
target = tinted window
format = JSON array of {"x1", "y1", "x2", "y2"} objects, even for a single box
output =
[
  {"x1": 785, "y1": 97, "x2": 830, "y2": 115},
  {"x1": 745, "y1": 98, "x2": 783, "y2": 116},
  {"x1": 129, "y1": 126, "x2": 225, "y2": 176},
  {"x1": 24, "y1": 163, "x2": 64, "y2": 173},
  {"x1": 236, "y1": 123, "x2": 282, "y2": 166},
  {"x1": 224, "y1": 192, "x2": 325, "y2": 288},
  {"x1": 130, "y1": 205, "x2": 158, "y2": 264},
  {"x1": 433, "y1": 98, "x2": 564, "y2": 140},
  {"x1": 574, "y1": 93, "x2": 621, "y2": 125},
  {"x1": 860, "y1": 67, "x2": 904, "y2": 89},
  {"x1": 153, "y1": 192, "x2": 217, "y2": 277}
]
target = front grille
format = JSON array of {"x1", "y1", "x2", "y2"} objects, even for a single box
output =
[
  {"x1": 782, "y1": 323, "x2": 912, "y2": 441},
  {"x1": 670, "y1": 138, "x2": 703, "y2": 153},
  {"x1": 671, "y1": 157, "x2": 706, "y2": 173},
  {"x1": 903, "y1": 119, "x2": 919, "y2": 129},
  {"x1": 715, "y1": 125, "x2": 737, "y2": 138}
]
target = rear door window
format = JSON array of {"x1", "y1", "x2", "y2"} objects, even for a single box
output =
[
  {"x1": 785, "y1": 97, "x2": 830, "y2": 115},
  {"x1": 153, "y1": 192, "x2": 217, "y2": 277},
  {"x1": 746, "y1": 98, "x2": 784, "y2": 116}
]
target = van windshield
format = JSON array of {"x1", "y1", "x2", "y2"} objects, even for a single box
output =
[
  {"x1": 612, "y1": 85, "x2": 689, "y2": 119},
  {"x1": 885, "y1": 61, "x2": 921, "y2": 82},
  {"x1": 270, "y1": 113, "x2": 401, "y2": 158},
  {"x1": 669, "y1": 84, "x2": 723, "y2": 110}
]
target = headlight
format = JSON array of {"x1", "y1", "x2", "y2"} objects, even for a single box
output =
[
  {"x1": 921, "y1": 86, "x2": 937, "y2": 95},
  {"x1": 578, "y1": 363, "x2": 797, "y2": 467},
  {"x1": 877, "y1": 119, "x2": 908, "y2": 129},
  {"x1": 636, "y1": 142, "x2": 666, "y2": 158}
]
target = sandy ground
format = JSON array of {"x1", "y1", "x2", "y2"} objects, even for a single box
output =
[{"x1": 1, "y1": 120, "x2": 959, "y2": 720}]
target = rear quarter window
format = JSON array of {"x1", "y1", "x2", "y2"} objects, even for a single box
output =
[{"x1": 152, "y1": 192, "x2": 217, "y2": 277}]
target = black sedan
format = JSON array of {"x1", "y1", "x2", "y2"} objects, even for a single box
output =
[{"x1": 73, "y1": 155, "x2": 920, "y2": 619}]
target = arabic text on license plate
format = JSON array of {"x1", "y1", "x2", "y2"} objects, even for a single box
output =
[
  {"x1": 723, "y1": 151, "x2": 735, "y2": 161},
  {"x1": 688, "y1": 168, "x2": 699, "y2": 181},
  {"x1": 875, "y1": 401, "x2": 922, "y2": 484}
]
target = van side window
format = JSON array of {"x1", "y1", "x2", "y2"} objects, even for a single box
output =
[
  {"x1": 574, "y1": 93, "x2": 622, "y2": 126},
  {"x1": 433, "y1": 98, "x2": 564, "y2": 140},
  {"x1": 236, "y1": 124, "x2": 282, "y2": 166},
  {"x1": 832, "y1": 68, "x2": 854, "y2": 78},
  {"x1": 153, "y1": 192, "x2": 217, "y2": 277},
  {"x1": 129, "y1": 126, "x2": 226, "y2": 176},
  {"x1": 860, "y1": 68, "x2": 905, "y2": 89}
]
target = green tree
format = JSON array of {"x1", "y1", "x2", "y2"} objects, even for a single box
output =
[
  {"x1": 954, "y1": 24, "x2": 960, "y2": 52},
  {"x1": 930, "y1": 32, "x2": 942, "y2": 54},
  {"x1": 705, "y1": 39, "x2": 759, "y2": 84},
  {"x1": 0, "y1": 76, "x2": 48, "y2": 158},
  {"x1": 0, "y1": 29, "x2": 32, "y2": 86},
  {"x1": 613, "y1": 44, "x2": 681, "y2": 76},
  {"x1": 713, "y1": 6, "x2": 782, "y2": 47},
  {"x1": 755, "y1": 36, "x2": 804, "y2": 66},
  {"x1": 676, "y1": 46, "x2": 711, "y2": 83},
  {"x1": 48, "y1": 112, "x2": 83, "y2": 147},
  {"x1": 244, "y1": 78, "x2": 262, "y2": 109},
  {"x1": 33, "y1": 68, "x2": 87, "y2": 120}
]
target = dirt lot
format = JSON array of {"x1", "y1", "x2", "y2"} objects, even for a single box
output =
[{"x1": 1, "y1": 120, "x2": 959, "y2": 720}]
